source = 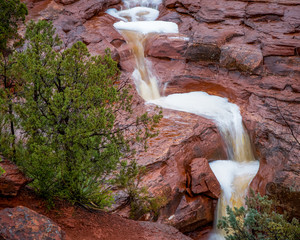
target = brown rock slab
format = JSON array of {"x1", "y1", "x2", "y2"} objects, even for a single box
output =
[
  {"x1": 193, "y1": 0, "x2": 246, "y2": 22},
  {"x1": 185, "y1": 42, "x2": 221, "y2": 62},
  {"x1": 189, "y1": 158, "x2": 220, "y2": 198},
  {"x1": 0, "y1": 159, "x2": 31, "y2": 197},
  {"x1": 145, "y1": 33, "x2": 189, "y2": 60},
  {"x1": 0, "y1": 206, "x2": 65, "y2": 240},
  {"x1": 262, "y1": 38, "x2": 300, "y2": 56},
  {"x1": 220, "y1": 44, "x2": 263, "y2": 72},
  {"x1": 164, "y1": 195, "x2": 215, "y2": 233},
  {"x1": 264, "y1": 56, "x2": 300, "y2": 76},
  {"x1": 246, "y1": 3, "x2": 285, "y2": 16},
  {"x1": 284, "y1": 6, "x2": 300, "y2": 26},
  {"x1": 79, "y1": 0, "x2": 121, "y2": 20}
]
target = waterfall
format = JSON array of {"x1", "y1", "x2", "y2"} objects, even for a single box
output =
[
  {"x1": 108, "y1": 1, "x2": 259, "y2": 239},
  {"x1": 107, "y1": 0, "x2": 174, "y2": 100},
  {"x1": 148, "y1": 93, "x2": 259, "y2": 240}
]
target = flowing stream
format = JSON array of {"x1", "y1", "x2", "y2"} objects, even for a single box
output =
[{"x1": 108, "y1": 1, "x2": 259, "y2": 239}]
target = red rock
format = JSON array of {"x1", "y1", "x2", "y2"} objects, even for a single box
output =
[
  {"x1": 38, "y1": 0, "x2": 64, "y2": 21},
  {"x1": 139, "y1": 222, "x2": 192, "y2": 240},
  {"x1": 262, "y1": 39, "x2": 299, "y2": 56},
  {"x1": 54, "y1": 0, "x2": 79, "y2": 5},
  {"x1": 117, "y1": 44, "x2": 135, "y2": 72},
  {"x1": 0, "y1": 159, "x2": 31, "y2": 197},
  {"x1": 193, "y1": 0, "x2": 246, "y2": 22},
  {"x1": 185, "y1": 42, "x2": 221, "y2": 62},
  {"x1": 284, "y1": 6, "x2": 300, "y2": 26},
  {"x1": 78, "y1": 0, "x2": 121, "y2": 20},
  {"x1": 0, "y1": 206, "x2": 65, "y2": 240},
  {"x1": 189, "y1": 158, "x2": 220, "y2": 199},
  {"x1": 246, "y1": 3, "x2": 285, "y2": 16},
  {"x1": 162, "y1": 195, "x2": 215, "y2": 232},
  {"x1": 164, "y1": 0, "x2": 202, "y2": 13},
  {"x1": 243, "y1": 20, "x2": 295, "y2": 37},
  {"x1": 264, "y1": 56, "x2": 300, "y2": 76},
  {"x1": 145, "y1": 34, "x2": 189, "y2": 60},
  {"x1": 220, "y1": 44, "x2": 263, "y2": 72}
]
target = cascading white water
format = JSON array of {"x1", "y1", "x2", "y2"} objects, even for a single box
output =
[
  {"x1": 108, "y1": 1, "x2": 259, "y2": 239},
  {"x1": 148, "y1": 92, "x2": 255, "y2": 162},
  {"x1": 209, "y1": 160, "x2": 259, "y2": 239},
  {"x1": 107, "y1": 0, "x2": 176, "y2": 101},
  {"x1": 121, "y1": 0, "x2": 162, "y2": 9},
  {"x1": 149, "y1": 93, "x2": 259, "y2": 239}
]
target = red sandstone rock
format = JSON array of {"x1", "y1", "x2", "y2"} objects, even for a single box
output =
[
  {"x1": 139, "y1": 222, "x2": 192, "y2": 240},
  {"x1": 0, "y1": 159, "x2": 31, "y2": 197},
  {"x1": 264, "y1": 56, "x2": 300, "y2": 76},
  {"x1": 185, "y1": 42, "x2": 221, "y2": 62},
  {"x1": 262, "y1": 39, "x2": 300, "y2": 56},
  {"x1": 246, "y1": 3, "x2": 285, "y2": 16},
  {"x1": 189, "y1": 158, "x2": 220, "y2": 199},
  {"x1": 54, "y1": 0, "x2": 79, "y2": 5},
  {"x1": 78, "y1": 0, "x2": 121, "y2": 20},
  {"x1": 0, "y1": 206, "x2": 65, "y2": 240},
  {"x1": 220, "y1": 44, "x2": 263, "y2": 72},
  {"x1": 284, "y1": 5, "x2": 300, "y2": 26},
  {"x1": 163, "y1": 195, "x2": 215, "y2": 233},
  {"x1": 145, "y1": 34, "x2": 188, "y2": 60}
]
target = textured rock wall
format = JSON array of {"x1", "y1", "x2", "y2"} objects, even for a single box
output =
[{"x1": 155, "y1": 0, "x2": 300, "y2": 218}]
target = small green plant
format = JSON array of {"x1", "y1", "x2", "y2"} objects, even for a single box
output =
[
  {"x1": 218, "y1": 190, "x2": 300, "y2": 240},
  {"x1": 115, "y1": 160, "x2": 167, "y2": 220}
]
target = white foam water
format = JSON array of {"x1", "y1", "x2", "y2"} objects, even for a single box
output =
[
  {"x1": 108, "y1": 4, "x2": 179, "y2": 101},
  {"x1": 209, "y1": 160, "x2": 259, "y2": 239},
  {"x1": 148, "y1": 92, "x2": 259, "y2": 240},
  {"x1": 210, "y1": 160, "x2": 259, "y2": 204},
  {"x1": 114, "y1": 20, "x2": 178, "y2": 34},
  {"x1": 148, "y1": 92, "x2": 255, "y2": 161},
  {"x1": 107, "y1": 7, "x2": 159, "y2": 22},
  {"x1": 122, "y1": 0, "x2": 162, "y2": 9}
]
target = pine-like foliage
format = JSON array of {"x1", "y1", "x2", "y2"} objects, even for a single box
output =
[
  {"x1": 218, "y1": 190, "x2": 300, "y2": 240},
  {"x1": 0, "y1": 0, "x2": 27, "y2": 172},
  {"x1": 0, "y1": 0, "x2": 27, "y2": 54},
  {"x1": 11, "y1": 20, "x2": 162, "y2": 207}
]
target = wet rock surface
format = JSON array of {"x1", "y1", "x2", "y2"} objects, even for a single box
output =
[{"x1": 0, "y1": 206, "x2": 65, "y2": 240}]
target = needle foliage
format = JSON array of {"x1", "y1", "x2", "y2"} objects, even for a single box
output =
[
  {"x1": 218, "y1": 190, "x2": 300, "y2": 240},
  {"x1": 3, "y1": 20, "x2": 162, "y2": 207}
]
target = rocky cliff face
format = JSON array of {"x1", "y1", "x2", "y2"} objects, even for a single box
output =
[
  {"x1": 156, "y1": 0, "x2": 300, "y2": 215},
  {"x1": 21, "y1": 0, "x2": 300, "y2": 236}
]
